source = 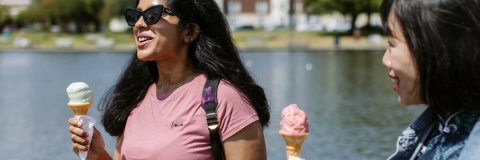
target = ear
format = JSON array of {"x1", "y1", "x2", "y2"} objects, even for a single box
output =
[{"x1": 183, "y1": 23, "x2": 200, "y2": 43}]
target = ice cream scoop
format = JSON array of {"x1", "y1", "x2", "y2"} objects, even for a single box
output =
[
  {"x1": 279, "y1": 104, "x2": 309, "y2": 159},
  {"x1": 280, "y1": 104, "x2": 309, "y2": 135},
  {"x1": 66, "y1": 82, "x2": 92, "y2": 115},
  {"x1": 67, "y1": 82, "x2": 93, "y2": 103}
]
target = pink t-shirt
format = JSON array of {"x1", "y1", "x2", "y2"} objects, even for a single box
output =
[{"x1": 121, "y1": 74, "x2": 259, "y2": 160}]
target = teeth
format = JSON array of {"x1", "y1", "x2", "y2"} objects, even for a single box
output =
[
  {"x1": 392, "y1": 79, "x2": 399, "y2": 83},
  {"x1": 138, "y1": 37, "x2": 149, "y2": 42}
]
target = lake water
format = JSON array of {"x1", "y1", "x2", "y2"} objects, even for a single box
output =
[{"x1": 0, "y1": 50, "x2": 424, "y2": 160}]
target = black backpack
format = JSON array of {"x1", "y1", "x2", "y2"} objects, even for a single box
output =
[{"x1": 200, "y1": 77, "x2": 224, "y2": 160}]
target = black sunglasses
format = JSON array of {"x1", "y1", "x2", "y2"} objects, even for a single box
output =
[{"x1": 124, "y1": 5, "x2": 181, "y2": 26}]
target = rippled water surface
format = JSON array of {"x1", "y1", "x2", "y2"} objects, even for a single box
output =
[{"x1": 0, "y1": 50, "x2": 424, "y2": 160}]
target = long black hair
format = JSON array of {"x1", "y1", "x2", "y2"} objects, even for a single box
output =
[
  {"x1": 380, "y1": 0, "x2": 480, "y2": 113},
  {"x1": 100, "y1": 0, "x2": 270, "y2": 136}
]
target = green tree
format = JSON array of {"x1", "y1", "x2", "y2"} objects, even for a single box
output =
[
  {"x1": 303, "y1": 0, "x2": 382, "y2": 33},
  {"x1": 23, "y1": 0, "x2": 135, "y2": 32},
  {"x1": 0, "y1": 5, "x2": 11, "y2": 25},
  {"x1": 99, "y1": 0, "x2": 137, "y2": 31},
  {"x1": 24, "y1": 0, "x2": 83, "y2": 31}
]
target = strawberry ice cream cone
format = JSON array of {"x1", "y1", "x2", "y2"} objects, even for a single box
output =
[{"x1": 279, "y1": 104, "x2": 309, "y2": 160}]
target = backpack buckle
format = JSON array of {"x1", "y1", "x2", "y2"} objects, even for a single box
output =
[{"x1": 206, "y1": 112, "x2": 219, "y2": 130}]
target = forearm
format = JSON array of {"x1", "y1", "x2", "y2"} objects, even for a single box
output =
[
  {"x1": 91, "y1": 149, "x2": 112, "y2": 160},
  {"x1": 223, "y1": 121, "x2": 267, "y2": 160},
  {"x1": 98, "y1": 149, "x2": 112, "y2": 160}
]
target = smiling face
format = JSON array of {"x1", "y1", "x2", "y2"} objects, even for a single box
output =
[
  {"x1": 382, "y1": 12, "x2": 423, "y2": 106},
  {"x1": 133, "y1": 0, "x2": 185, "y2": 61}
]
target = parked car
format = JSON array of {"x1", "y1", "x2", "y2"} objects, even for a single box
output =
[
  {"x1": 325, "y1": 20, "x2": 351, "y2": 32},
  {"x1": 296, "y1": 23, "x2": 323, "y2": 32},
  {"x1": 233, "y1": 25, "x2": 255, "y2": 31},
  {"x1": 264, "y1": 25, "x2": 288, "y2": 31}
]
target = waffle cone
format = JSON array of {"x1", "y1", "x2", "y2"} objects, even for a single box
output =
[
  {"x1": 280, "y1": 131, "x2": 309, "y2": 159},
  {"x1": 68, "y1": 102, "x2": 91, "y2": 115}
]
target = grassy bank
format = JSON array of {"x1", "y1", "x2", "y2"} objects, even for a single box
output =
[{"x1": 0, "y1": 30, "x2": 387, "y2": 50}]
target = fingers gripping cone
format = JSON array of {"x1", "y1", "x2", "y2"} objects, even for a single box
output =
[
  {"x1": 67, "y1": 82, "x2": 96, "y2": 160},
  {"x1": 280, "y1": 132, "x2": 309, "y2": 158}
]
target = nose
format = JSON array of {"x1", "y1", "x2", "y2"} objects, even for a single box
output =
[
  {"x1": 382, "y1": 49, "x2": 391, "y2": 68},
  {"x1": 134, "y1": 16, "x2": 147, "y2": 28}
]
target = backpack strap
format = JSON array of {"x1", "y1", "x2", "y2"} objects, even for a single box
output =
[{"x1": 201, "y1": 77, "x2": 224, "y2": 160}]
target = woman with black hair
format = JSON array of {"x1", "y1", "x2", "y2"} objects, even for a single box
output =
[
  {"x1": 68, "y1": 0, "x2": 270, "y2": 159},
  {"x1": 381, "y1": 0, "x2": 480, "y2": 159}
]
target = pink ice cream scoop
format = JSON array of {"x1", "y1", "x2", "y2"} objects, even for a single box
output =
[{"x1": 280, "y1": 104, "x2": 309, "y2": 135}]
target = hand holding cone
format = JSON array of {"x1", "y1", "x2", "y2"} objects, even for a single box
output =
[{"x1": 66, "y1": 82, "x2": 96, "y2": 160}]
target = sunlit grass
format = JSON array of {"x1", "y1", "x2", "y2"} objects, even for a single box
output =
[{"x1": 0, "y1": 30, "x2": 387, "y2": 50}]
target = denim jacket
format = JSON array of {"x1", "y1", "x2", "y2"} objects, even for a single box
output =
[{"x1": 387, "y1": 106, "x2": 480, "y2": 160}]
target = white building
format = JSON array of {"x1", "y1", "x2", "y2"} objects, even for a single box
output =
[
  {"x1": 219, "y1": 0, "x2": 372, "y2": 32},
  {"x1": 0, "y1": 0, "x2": 31, "y2": 16},
  {"x1": 222, "y1": 0, "x2": 322, "y2": 30}
]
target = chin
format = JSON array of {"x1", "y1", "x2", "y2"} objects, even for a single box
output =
[
  {"x1": 398, "y1": 96, "x2": 424, "y2": 107},
  {"x1": 136, "y1": 49, "x2": 153, "y2": 61},
  {"x1": 397, "y1": 95, "x2": 412, "y2": 106}
]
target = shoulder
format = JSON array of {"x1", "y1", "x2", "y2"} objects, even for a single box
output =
[
  {"x1": 214, "y1": 79, "x2": 259, "y2": 141},
  {"x1": 216, "y1": 80, "x2": 248, "y2": 105},
  {"x1": 215, "y1": 79, "x2": 257, "y2": 118}
]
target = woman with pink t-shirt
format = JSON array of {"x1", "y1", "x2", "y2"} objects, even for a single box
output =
[{"x1": 68, "y1": 0, "x2": 270, "y2": 159}]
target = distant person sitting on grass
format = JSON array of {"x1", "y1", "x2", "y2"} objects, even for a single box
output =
[
  {"x1": 67, "y1": 0, "x2": 270, "y2": 160},
  {"x1": 13, "y1": 31, "x2": 31, "y2": 48},
  {"x1": 2, "y1": 25, "x2": 11, "y2": 36},
  {"x1": 380, "y1": 0, "x2": 480, "y2": 159}
]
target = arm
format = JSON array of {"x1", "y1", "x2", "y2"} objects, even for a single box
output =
[
  {"x1": 90, "y1": 133, "x2": 123, "y2": 160},
  {"x1": 113, "y1": 134, "x2": 124, "y2": 160},
  {"x1": 95, "y1": 149, "x2": 113, "y2": 160},
  {"x1": 222, "y1": 120, "x2": 267, "y2": 160}
]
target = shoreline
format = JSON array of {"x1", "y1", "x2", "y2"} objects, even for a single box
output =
[
  {"x1": 0, "y1": 31, "x2": 388, "y2": 53},
  {"x1": 0, "y1": 45, "x2": 387, "y2": 53}
]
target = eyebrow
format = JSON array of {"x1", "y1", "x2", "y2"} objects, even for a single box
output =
[{"x1": 136, "y1": 5, "x2": 153, "y2": 11}]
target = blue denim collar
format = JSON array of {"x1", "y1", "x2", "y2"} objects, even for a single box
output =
[
  {"x1": 459, "y1": 112, "x2": 480, "y2": 160},
  {"x1": 402, "y1": 106, "x2": 436, "y2": 136}
]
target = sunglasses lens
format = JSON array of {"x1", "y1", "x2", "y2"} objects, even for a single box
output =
[
  {"x1": 125, "y1": 10, "x2": 140, "y2": 26},
  {"x1": 144, "y1": 8, "x2": 162, "y2": 25}
]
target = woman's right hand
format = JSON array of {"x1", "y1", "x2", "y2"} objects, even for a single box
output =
[{"x1": 69, "y1": 118, "x2": 105, "y2": 160}]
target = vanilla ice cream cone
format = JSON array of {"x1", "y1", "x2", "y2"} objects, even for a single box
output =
[
  {"x1": 280, "y1": 131, "x2": 309, "y2": 158},
  {"x1": 66, "y1": 82, "x2": 96, "y2": 160},
  {"x1": 66, "y1": 82, "x2": 93, "y2": 115},
  {"x1": 68, "y1": 102, "x2": 91, "y2": 115}
]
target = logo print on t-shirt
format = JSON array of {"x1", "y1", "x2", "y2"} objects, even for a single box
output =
[{"x1": 171, "y1": 122, "x2": 183, "y2": 128}]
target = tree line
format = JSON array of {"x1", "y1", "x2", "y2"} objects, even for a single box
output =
[
  {"x1": 302, "y1": 0, "x2": 383, "y2": 33},
  {"x1": 3, "y1": 0, "x2": 383, "y2": 33},
  {"x1": 13, "y1": 0, "x2": 136, "y2": 33}
]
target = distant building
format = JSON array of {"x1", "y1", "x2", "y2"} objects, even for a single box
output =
[
  {"x1": 0, "y1": 0, "x2": 31, "y2": 16},
  {"x1": 222, "y1": 0, "x2": 307, "y2": 30}
]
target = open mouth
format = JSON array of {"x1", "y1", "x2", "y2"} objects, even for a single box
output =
[
  {"x1": 389, "y1": 74, "x2": 399, "y2": 91},
  {"x1": 136, "y1": 35, "x2": 153, "y2": 48},
  {"x1": 138, "y1": 37, "x2": 153, "y2": 43}
]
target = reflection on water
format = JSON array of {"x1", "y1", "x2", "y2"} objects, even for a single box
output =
[{"x1": 0, "y1": 51, "x2": 424, "y2": 160}]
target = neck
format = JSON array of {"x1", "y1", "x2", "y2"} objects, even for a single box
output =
[{"x1": 155, "y1": 47, "x2": 196, "y2": 94}]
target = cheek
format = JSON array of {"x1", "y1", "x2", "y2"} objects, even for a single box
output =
[
  {"x1": 391, "y1": 49, "x2": 416, "y2": 74},
  {"x1": 153, "y1": 28, "x2": 181, "y2": 44}
]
